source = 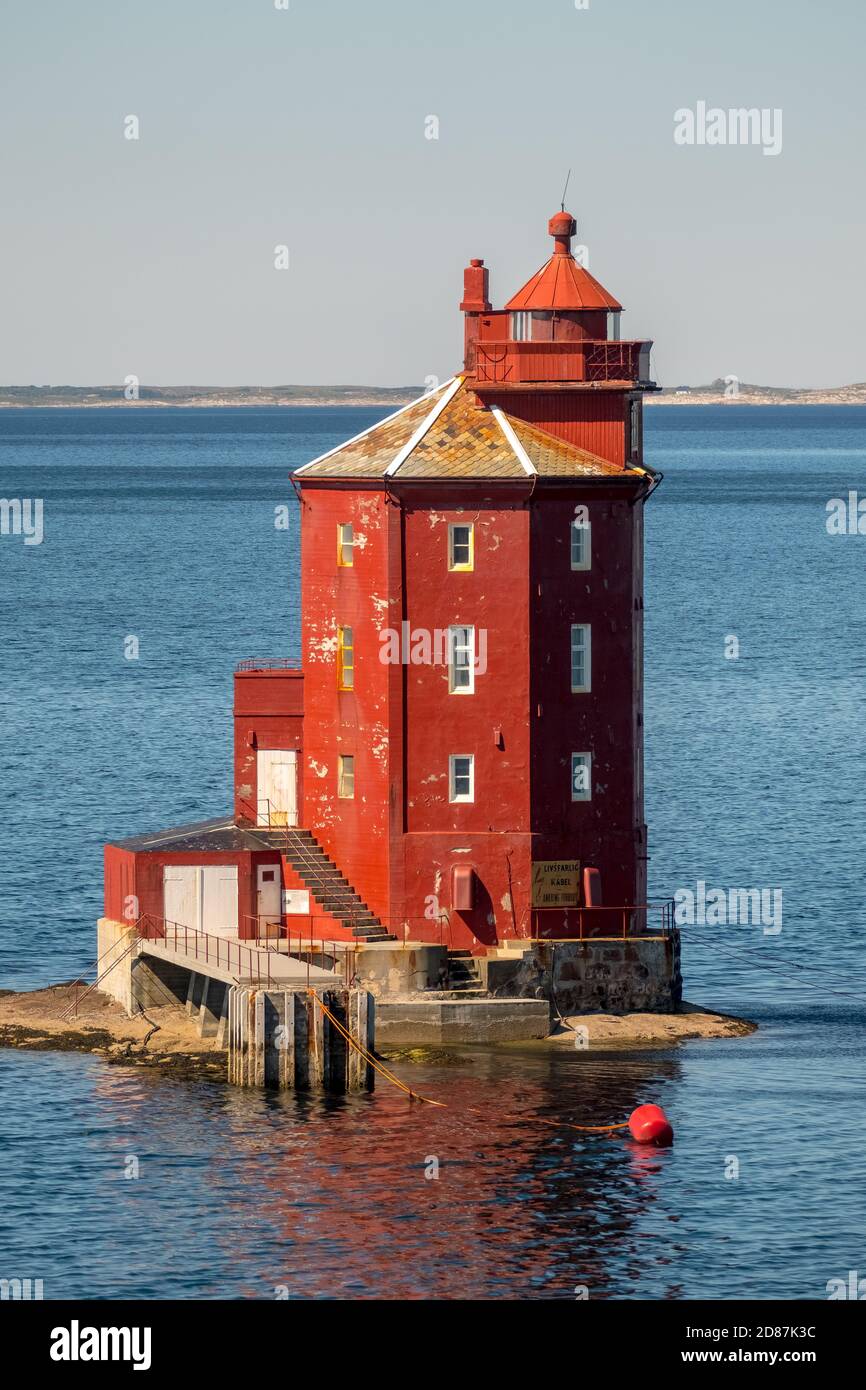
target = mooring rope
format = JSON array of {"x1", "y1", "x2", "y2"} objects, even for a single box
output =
[
  {"x1": 308, "y1": 991, "x2": 639, "y2": 1127},
  {"x1": 307, "y1": 991, "x2": 446, "y2": 1107},
  {"x1": 464, "y1": 1104, "x2": 629, "y2": 1134}
]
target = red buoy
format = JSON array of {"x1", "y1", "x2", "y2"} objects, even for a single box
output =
[{"x1": 628, "y1": 1104, "x2": 674, "y2": 1146}]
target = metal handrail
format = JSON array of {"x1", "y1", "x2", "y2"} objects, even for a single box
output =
[
  {"x1": 530, "y1": 901, "x2": 675, "y2": 940},
  {"x1": 61, "y1": 928, "x2": 143, "y2": 1019},
  {"x1": 247, "y1": 799, "x2": 380, "y2": 934},
  {"x1": 137, "y1": 912, "x2": 275, "y2": 986},
  {"x1": 62, "y1": 923, "x2": 142, "y2": 999},
  {"x1": 470, "y1": 336, "x2": 651, "y2": 384},
  {"x1": 235, "y1": 657, "x2": 302, "y2": 672}
]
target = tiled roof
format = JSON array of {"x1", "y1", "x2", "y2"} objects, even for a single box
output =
[
  {"x1": 296, "y1": 387, "x2": 450, "y2": 479},
  {"x1": 395, "y1": 387, "x2": 526, "y2": 479},
  {"x1": 508, "y1": 416, "x2": 624, "y2": 478},
  {"x1": 294, "y1": 378, "x2": 633, "y2": 482}
]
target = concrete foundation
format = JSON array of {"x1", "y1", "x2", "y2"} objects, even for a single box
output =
[
  {"x1": 354, "y1": 942, "x2": 446, "y2": 998},
  {"x1": 227, "y1": 986, "x2": 374, "y2": 1090},
  {"x1": 481, "y1": 934, "x2": 682, "y2": 1014},
  {"x1": 375, "y1": 997, "x2": 549, "y2": 1045},
  {"x1": 96, "y1": 917, "x2": 140, "y2": 1012},
  {"x1": 94, "y1": 920, "x2": 679, "y2": 1058}
]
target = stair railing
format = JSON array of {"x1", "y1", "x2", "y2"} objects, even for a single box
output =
[
  {"x1": 60, "y1": 923, "x2": 145, "y2": 1019},
  {"x1": 262, "y1": 805, "x2": 382, "y2": 938},
  {"x1": 136, "y1": 913, "x2": 275, "y2": 987}
]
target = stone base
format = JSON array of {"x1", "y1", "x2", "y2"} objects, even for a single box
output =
[
  {"x1": 481, "y1": 934, "x2": 682, "y2": 1014},
  {"x1": 376, "y1": 997, "x2": 550, "y2": 1045}
]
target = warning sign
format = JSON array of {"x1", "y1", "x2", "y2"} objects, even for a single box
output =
[{"x1": 531, "y1": 860, "x2": 581, "y2": 908}]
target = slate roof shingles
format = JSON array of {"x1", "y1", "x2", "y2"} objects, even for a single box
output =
[{"x1": 295, "y1": 379, "x2": 636, "y2": 482}]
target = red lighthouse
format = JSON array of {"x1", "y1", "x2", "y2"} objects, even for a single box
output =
[
  {"x1": 291, "y1": 208, "x2": 659, "y2": 948},
  {"x1": 103, "y1": 208, "x2": 665, "y2": 972}
]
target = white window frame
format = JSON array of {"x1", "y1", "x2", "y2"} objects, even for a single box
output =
[
  {"x1": 570, "y1": 516, "x2": 591, "y2": 571},
  {"x1": 338, "y1": 754, "x2": 355, "y2": 799},
  {"x1": 448, "y1": 522, "x2": 474, "y2": 571},
  {"x1": 337, "y1": 522, "x2": 354, "y2": 567},
  {"x1": 571, "y1": 752, "x2": 592, "y2": 802},
  {"x1": 448, "y1": 624, "x2": 475, "y2": 694},
  {"x1": 510, "y1": 311, "x2": 532, "y2": 342},
  {"x1": 449, "y1": 754, "x2": 474, "y2": 803},
  {"x1": 570, "y1": 623, "x2": 591, "y2": 693}
]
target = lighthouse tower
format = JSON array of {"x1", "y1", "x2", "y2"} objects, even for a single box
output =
[
  {"x1": 290, "y1": 209, "x2": 659, "y2": 948},
  {"x1": 101, "y1": 206, "x2": 667, "y2": 997}
]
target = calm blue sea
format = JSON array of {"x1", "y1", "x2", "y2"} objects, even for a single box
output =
[{"x1": 1, "y1": 403, "x2": 864, "y2": 1300}]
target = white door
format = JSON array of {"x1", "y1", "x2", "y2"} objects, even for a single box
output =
[
  {"x1": 257, "y1": 749, "x2": 298, "y2": 827},
  {"x1": 163, "y1": 866, "x2": 199, "y2": 931},
  {"x1": 256, "y1": 864, "x2": 282, "y2": 928},
  {"x1": 201, "y1": 866, "x2": 238, "y2": 938},
  {"x1": 162, "y1": 865, "x2": 238, "y2": 939}
]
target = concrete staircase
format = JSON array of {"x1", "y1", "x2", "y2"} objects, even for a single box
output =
[
  {"x1": 251, "y1": 827, "x2": 396, "y2": 943},
  {"x1": 442, "y1": 949, "x2": 485, "y2": 997}
]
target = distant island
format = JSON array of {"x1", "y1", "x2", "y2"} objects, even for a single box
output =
[
  {"x1": 1, "y1": 379, "x2": 865, "y2": 408},
  {"x1": 0, "y1": 384, "x2": 420, "y2": 409},
  {"x1": 651, "y1": 379, "x2": 866, "y2": 406}
]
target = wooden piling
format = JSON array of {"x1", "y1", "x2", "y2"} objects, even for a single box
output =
[{"x1": 226, "y1": 986, "x2": 373, "y2": 1091}]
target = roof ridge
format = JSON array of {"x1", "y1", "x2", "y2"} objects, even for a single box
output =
[
  {"x1": 293, "y1": 379, "x2": 453, "y2": 475},
  {"x1": 490, "y1": 406, "x2": 536, "y2": 477},
  {"x1": 510, "y1": 257, "x2": 550, "y2": 304},
  {"x1": 385, "y1": 376, "x2": 464, "y2": 477}
]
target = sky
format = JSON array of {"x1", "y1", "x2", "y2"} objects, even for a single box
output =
[{"x1": 1, "y1": 0, "x2": 864, "y2": 389}]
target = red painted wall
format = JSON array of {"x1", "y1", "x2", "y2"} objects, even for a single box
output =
[
  {"x1": 528, "y1": 486, "x2": 642, "y2": 913},
  {"x1": 300, "y1": 484, "x2": 398, "y2": 925},
  {"x1": 297, "y1": 462, "x2": 650, "y2": 949},
  {"x1": 280, "y1": 857, "x2": 357, "y2": 942},
  {"x1": 233, "y1": 670, "x2": 304, "y2": 824},
  {"x1": 296, "y1": 474, "x2": 647, "y2": 950},
  {"x1": 396, "y1": 485, "x2": 533, "y2": 945},
  {"x1": 104, "y1": 846, "x2": 137, "y2": 924},
  {"x1": 485, "y1": 389, "x2": 631, "y2": 467},
  {"x1": 104, "y1": 845, "x2": 275, "y2": 938}
]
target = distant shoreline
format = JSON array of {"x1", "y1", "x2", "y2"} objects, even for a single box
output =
[{"x1": 2, "y1": 383, "x2": 865, "y2": 409}]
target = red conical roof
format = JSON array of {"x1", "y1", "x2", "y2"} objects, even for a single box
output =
[{"x1": 504, "y1": 210, "x2": 622, "y2": 313}]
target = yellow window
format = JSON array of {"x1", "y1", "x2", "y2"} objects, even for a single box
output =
[
  {"x1": 338, "y1": 754, "x2": 355, "y2": 799},
  {"x1": 337, "y1": 626, "x2": 354, "y2": 690},
  {"x1": 337, "y1": 522, "x2": 354, "y2": 567},
  {"x1": 448, "y1": 523, "x2": 474, "y2": 571}
]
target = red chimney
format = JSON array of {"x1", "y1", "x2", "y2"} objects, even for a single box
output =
[
  {"x1": 460, "y1": 257, "x2": 491, "y2": 372},
  {"x1": 460, "y1": 257, "x2": 490, "y2": 313}
]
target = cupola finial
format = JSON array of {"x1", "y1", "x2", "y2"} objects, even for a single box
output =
[{"x1": 548, "y1": 208, "x2": 577, "y2": 256}]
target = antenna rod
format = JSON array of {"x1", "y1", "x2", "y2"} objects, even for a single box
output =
[{"x1": 560, "y1": 168, "x2": 571, "y2": 211}]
